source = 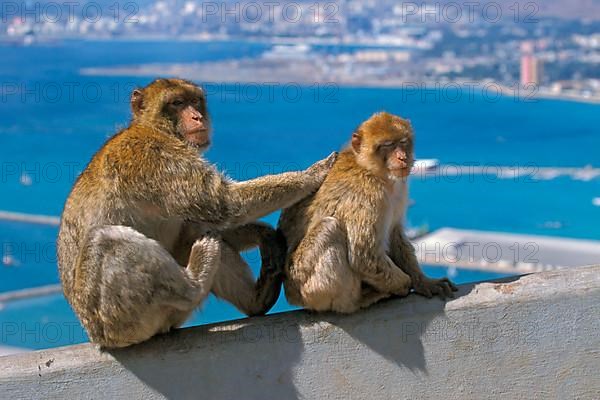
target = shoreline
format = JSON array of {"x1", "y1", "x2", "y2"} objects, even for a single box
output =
[
  {"x1": 80, "y1": 63, "x2": 600, "y2": 105},
  {"x1": 0, "y1": 34, "x2": 428, "y2": 49}
]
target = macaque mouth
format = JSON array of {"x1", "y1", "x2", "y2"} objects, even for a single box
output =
[
  {"x1": 389, "y1": 161, "x2": 409, "y2": 170},
  {"x1": 389, "y1": 166, "x2": 411, "y2": 177},
  {"x1": 185, "y1": 128, "x2": 210, "y2": 146}
]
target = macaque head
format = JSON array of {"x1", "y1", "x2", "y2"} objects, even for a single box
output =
[
  {"x1": 351, "y1": 112, "x2": 414, "y2": 180},
  {"x1": 130, "y1": 78, "x2": 212, "y2": 150}
]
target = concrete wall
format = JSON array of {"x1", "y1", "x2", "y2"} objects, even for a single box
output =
[{"x1": 1, "y1": 265, "x2": 599, "y2": 400}]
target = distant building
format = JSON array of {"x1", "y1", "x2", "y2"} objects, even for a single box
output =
[{"x1": 520, "y1": 41, "x2": 543, "y2": 86}]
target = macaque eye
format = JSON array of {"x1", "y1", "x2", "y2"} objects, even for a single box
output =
[
  {"x1": 171, "y1": 99, "x2": 185, "y2": 106},
  {"x1": 380, "y1": 141, "x2": 395, "y2": 148}
]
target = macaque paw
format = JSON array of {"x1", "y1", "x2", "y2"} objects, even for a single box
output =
[
  {"x1": 306, "y1": 152, "x2": 338, "y2": 182},
  {"x1": 323, "y1": 151, "x2": 339, "y2": 168},
  {"x1": 413, "y1": 277, "x2": 458, "y2": 299}
]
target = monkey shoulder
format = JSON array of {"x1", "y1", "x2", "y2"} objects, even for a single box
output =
[
  {"x1": 323, "y1": 161, "x2": 386, "y2": 203},
  {"x1": 107, "y1": 127, "x2": 188, "y2": 163},
  {"x1": 312, "y1": 164, "x2": 386, "y2": 226},
  {"x1": 96, "y1": 127, "x2": 214, "y2": 186},
  {"x1": 65, "y1": 126, "x2": 224, "y2": 227}
]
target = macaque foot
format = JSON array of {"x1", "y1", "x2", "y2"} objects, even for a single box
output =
[
  {"x1": 187, "y1": 236, "x2": 222, "y2": 281},
  {"x1": 258, "y1": 229, "x2": 287, "y2": 277},
  {"x1": 392, "y1": 273, "x2": 412, "y2": 298},
  {"x1": 249, "y1": 229, "x2": 286, "y2": 316},
  {"x1": 412, "y1": 277, "x2": 458, "y2": 299}
]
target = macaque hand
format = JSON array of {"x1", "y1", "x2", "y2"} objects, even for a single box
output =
[
  {"x1": 305, "y1": 152, "x2": 338, "y2": 184},
  {"x1": 413, "y1": 277, "x2": 458, "y2": 299}
]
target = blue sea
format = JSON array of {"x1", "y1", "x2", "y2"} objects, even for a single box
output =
[{"x1": 1, "y1": 40, "x2": 599, "y2": 349}]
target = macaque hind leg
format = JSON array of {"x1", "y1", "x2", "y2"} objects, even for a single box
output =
[
  {"x1": 175, "y1": 222, "x2": 286, "y2": 316},
  {"x1": 211, "y1": 240, "x2": 284, "y2": 317},
  {"x1": 223, "y1": 222, "x2": 287, "y2": 315},
  {"x1": 75, "y1": 226, "x2": 221, "y2": 348},
  {"x1": 293, "y1": 217, "x2": 362, "y2": 313}
]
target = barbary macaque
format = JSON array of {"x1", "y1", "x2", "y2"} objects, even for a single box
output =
[
  {"x1": 57, "y1": 78, "x2": 336, "y2": 347},
  {"x1": 278, "y1": 112, "x2": 457, "y2": 313}
]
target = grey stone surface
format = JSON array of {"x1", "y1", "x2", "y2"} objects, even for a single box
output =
[{"x1": 1, "y1": 265, "x2": 599, "y2": 400}]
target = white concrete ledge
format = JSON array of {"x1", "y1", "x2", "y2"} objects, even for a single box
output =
[{"x1": 1, "y1": 265, "x2": 600, "y2": 399}]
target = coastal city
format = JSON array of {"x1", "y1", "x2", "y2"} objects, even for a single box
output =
[{"x1": 2, "y1": 0, "x2": 600, "y2": 101}]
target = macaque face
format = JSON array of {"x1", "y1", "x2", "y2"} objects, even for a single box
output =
[
  {"x1": 130, "y1": 79, "x2": 212, "y2": 150},
  {"x1": 377, "y1": 136, "x2": 413, "y2": 178},
  {"x1": 352, "y1": 112, "x2": 414, "y2": 179},
  {"x1": 165, "y1": 90, "x2": 211, "y2": 149}
]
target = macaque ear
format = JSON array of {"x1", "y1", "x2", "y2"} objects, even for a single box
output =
[
  {"x1": 351, "y1": 133, "x2": 362, "y2": 152},
  {"x1": 130, "y1": 89, "x2": 144, "y2": 115}
]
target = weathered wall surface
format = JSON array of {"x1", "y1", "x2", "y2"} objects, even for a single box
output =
[{"x1": 1, "y1": 265, "x2": 599, "y2": 400}]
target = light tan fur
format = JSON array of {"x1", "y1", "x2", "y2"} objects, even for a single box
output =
[
  {"x1": 279, "y1": 112, "x2": 457, "y2": 313},
  {"x1": 57, "y1": 78, "x2": 336, "y2": 347}
]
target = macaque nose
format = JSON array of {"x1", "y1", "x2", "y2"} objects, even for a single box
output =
[
  {"x1": 397, "y1": 150, "x2": 407, "y2": 161},
  {"x1": 192, "y1": 113, "x2": 202, "y2": 121}
]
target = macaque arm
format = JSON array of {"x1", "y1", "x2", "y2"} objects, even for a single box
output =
[
  {"x1": 348, "y1": 223, "x2": 411, "y2": 296},
  {"x1": 142, "y1": 142, "x2": 333, "y2": 228},
  {"x1": 223, "y1": 152, "x2": 336, "y2": 226},
  {"x1": 226, "y1": 171, "x2": 319, "y2": 226},
  {"x1": 155, "y1": 168, "x2": 314, "y2": 228},
  {"x1": 388, "y1": 224, "x2": 422, "y2": 280},
  {"x1": 389, "y1": 224, "x2": 458, "y2": 298}
]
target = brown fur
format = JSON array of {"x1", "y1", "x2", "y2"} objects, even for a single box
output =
[
  {"x1": 57, "y1": 78, "x2": 335, "y2": 347},
  {"x1": 279, "y1": 112, "x2": 457, "y2": 313}
]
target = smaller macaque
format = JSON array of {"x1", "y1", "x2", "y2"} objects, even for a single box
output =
[{"x1": 278, "y1": 112, "x2": 457, "y2": 313}]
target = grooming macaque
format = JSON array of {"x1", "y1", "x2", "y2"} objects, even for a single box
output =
[
  {"x1": 57, "y1": 78, "x2": 336, "y2": 347},
  {"x1": 279, "y1": 112, "x2": 457, "y2": 313}
]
